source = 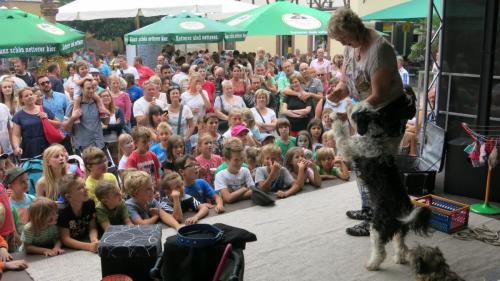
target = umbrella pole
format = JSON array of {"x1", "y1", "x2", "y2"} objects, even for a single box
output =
[{"x1": 135, "y1": 15, "x2": 140, "y2": 29}]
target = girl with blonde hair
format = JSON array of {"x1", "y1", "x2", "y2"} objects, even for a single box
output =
[
  {"x1": 36, "y1": 145, "x2": 68, "y2": 201},
  {"x1": 0, "y1": 79, "x2": 17, "y2": 115}
]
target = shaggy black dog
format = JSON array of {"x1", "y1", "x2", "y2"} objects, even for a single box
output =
[
  {"x1": 354, "y1": 155, "x2": 431, "y2": 270},
  {"x1": 356, "y1": 155, "x2": 430, "y2": 243},
  {"x1": 332, "y1": 88, "x2": 431, "y2": 271}
]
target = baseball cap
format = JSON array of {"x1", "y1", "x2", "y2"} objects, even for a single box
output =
[
  {"x1": 231, "y1": 124, "x2": 249, "y2": 137},
  {"x1": 89, "y1": 67, "x2": 100, "y2": 74},
  {"x1": 259, "y1": 133, "x2": 275, "y2": 143},
  {"x1": 3, "y1": 167, "x2": 27, "y2": 186}
]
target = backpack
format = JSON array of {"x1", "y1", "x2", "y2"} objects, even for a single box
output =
[{"x1": 21, "y1": 159, "x2": 44, "y2": 195}]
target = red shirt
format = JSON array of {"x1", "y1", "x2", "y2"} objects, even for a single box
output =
[
  {"x1": 136, "y1": 65, "x2": 156, "y2": 86},
  {"x1": 196, "y1": 154, "x2": 223, "y2": 185},
  {"x1": 203, "y1": 80, "x2": 216, "y2": 112},
  {"x1": 0, "y1": 184, "x2": 15, "y2": 237},
  {"x1": 126, "y1": 151, "x2": 161, "y2": 183}
]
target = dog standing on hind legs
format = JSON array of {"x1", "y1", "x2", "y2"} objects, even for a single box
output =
[{"x1": 331, "y1": 102, "x2": 432, "y2": 271}]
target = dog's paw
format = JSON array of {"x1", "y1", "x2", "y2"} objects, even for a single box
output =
[
  {"x1": 393, "y1": 253, "x2": 408, "y2": 264},
  {"x1": 365, "y1": 261, "x2": 382, "y2": 271},
  {"x1": 365, "y1": 251, "x2": 386, "y2": 271}
]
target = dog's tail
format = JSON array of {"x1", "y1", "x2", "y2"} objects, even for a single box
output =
[{"x1": 398, "y1": 207, "x2": 432, "y2": 235}]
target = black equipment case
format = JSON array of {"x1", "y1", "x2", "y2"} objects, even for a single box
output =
[
  {"x1": 395, "y1": 122, "x2": 446, "y2": 195},
  {"x1": 98, "y1": 224, "x2": 162, "y2": 281}
]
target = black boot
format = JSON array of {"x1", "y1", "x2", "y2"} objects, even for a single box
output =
[
  {"x1": 346, "y1": 208, "x2": 373, "y2": 221},
  {"x1": 346, "y1": 221, "x2": 370, "y2": 236}
]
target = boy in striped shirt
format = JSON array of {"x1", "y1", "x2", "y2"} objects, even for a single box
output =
[{"x1": 159, "y1": 172, "x2": 208, "y2": 225}]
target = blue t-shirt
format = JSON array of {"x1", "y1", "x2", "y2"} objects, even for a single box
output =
[
  {"x1": 150, "y1": 143, "x2": 167, "y2": 163},
  {"x1": 184, "y1": 179, "x2": 215, "y2": 203},
  {"x1": 43, "y1": 91, "x2": 68, "y2": 121},
  {"x1": 127, "y1": 85, "x2": 144, "y2": 103},
  {"x1": 10, "y1": 193, "x2": 36, "y2": 233}
]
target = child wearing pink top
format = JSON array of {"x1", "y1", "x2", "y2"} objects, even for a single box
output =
[
  {"x1": 0, "y1": 183, "x2": 19, "y2": 252},
  {"x1": 195, "y1": 134, "x2": 223, "y2": 186}
]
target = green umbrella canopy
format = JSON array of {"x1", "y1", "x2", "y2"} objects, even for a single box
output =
[
  {"x1": 221, "y1": 1, "x2": 332, "y2": 36},
  {"x1": 125, "y1": 12, "x2": 247, "y2": 45},
  {"x1": 0, "y1": 7, "x2": 84, "y2": 58},
  {"x1": 361, "y1": 0, "x2": 442, "y2": 22}
]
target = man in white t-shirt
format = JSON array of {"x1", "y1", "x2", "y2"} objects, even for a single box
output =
[
  {"x1": 114, "y1": 55, "x2": 140, "y2": 83},
  {"x1": 172, "y1": 63, "x2": 189, "y2": 86},
  {"x1": 133, "y1": 80, "x2": 168, "y2": 126}
]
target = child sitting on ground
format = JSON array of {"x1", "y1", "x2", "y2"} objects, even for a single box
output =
[
  {"x1": 124, "y1": 170, "x2": 180, "y2": 229},
  {"x1": 0, "y1": 203, "x2": 27, "y2": 276},
  {"x1": 241, "y1": 108, "x2": 262, "y2": 144},
  {"x1": 82, "y1": 146, "x2": 119, "y2": 203},
  {"x1": 150, "y1": 122, "x2": 172, "y2": 168},
  {"x1": 284, "y1": 147, "x2": 321, "y2": 188},
  {"x1": 57, "y1": 174, "x2": 99, "y2": 253},
  {"x1": 118, "y1": 133, "x2": 134, "y2": 172},
  {"x1": 215, "y1": 138, "x2": 249, "y2": 174},
  {"x1": 296, "y1": 130, "x2": 314, "y2": 160},
  {"x1": 22, "y1": 197, "x2": 64, "y2": 256},
  {"x1": 321, "y1": 130, "x2": 337, "y2": 152},
  {"x1": 94, "y1": 180, "x2": 132, "y2": 231},
  {"x1": 0, "y1": 169, "x2": 20, "y2": 252},
  {"x1": 126, "y1": 126, "x2": 161, "y2": 190},
  {"x1": 307, "y1": 118, "x2": 324, "y2": 152},
  {"x1": 321, "y1": 108, "x2": 334, "y2": 131},
  {"x1": 245, "y1": 146, "x2": 260, "y2": 178},
  {"x1": 231, "y1": 124, "x2": 256, "y2": 148},
  {"x1": 175, "y1": 155, "x2": 224, "y2": 213},
  {"x1": 214, "y1": 138, "x2": 254, "y2": 204},
  {"x1": 195, "y1": 134, "x2": 223, "y2": 186},
  {"x1": 163, "y1": 135, "x2": 185, "y2": 173},
  {"x1": 202, "y1": 113, "x2": 224, "y2": 155},
  {"x1": 275, "y1": 118, "x2": 296, "y2": 160},
  {"x1": 189, "y1": 118, "x2": 205, "y2": 156},
  {"x1": 316, "y1": 147, "x2": 350, "y2": 181},
  {"x1": 5, "y1": 167, "x2": 35, "y2": 235},
  {"x1": 159, "y1": 172, "x2": 209, "y2": 225},
  {"x1": 255, "y1": 144, "x2": 302, "y2": 198}
]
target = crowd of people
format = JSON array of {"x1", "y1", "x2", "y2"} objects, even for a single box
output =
[{"x1": 0, "y1": 7, "x2": 422, "y2": 276}]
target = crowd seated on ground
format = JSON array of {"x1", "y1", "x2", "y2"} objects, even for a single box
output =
[{"x1": 0, "y1": 45, "x2": 419, "y2": 274}]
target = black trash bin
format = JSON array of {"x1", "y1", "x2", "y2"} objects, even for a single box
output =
[{"x1": 394, "y1": 122, "x2": 446, "y2": 195}]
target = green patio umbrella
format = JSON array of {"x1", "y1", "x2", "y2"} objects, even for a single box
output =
[
  {"x1": 221, "y1": 1, "x2": 332, "y2": 36},
  {"x1": 361, "y1": 0, "x2": 442, "y2": 22},
  {"x1": 0, "y1": 7, "x2": 84, "y2": 58},
  {"x1": 124, "y1": 12, "x2": 247, "y2": 45}
]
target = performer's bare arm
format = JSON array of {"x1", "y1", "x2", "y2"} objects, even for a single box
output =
[{"x1": 366, "y1": 67, "x2": 392, "y2": 108}]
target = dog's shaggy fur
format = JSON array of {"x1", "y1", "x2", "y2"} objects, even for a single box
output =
[
  {"x1": 408, "y1": 245, "x2": 464, "y2": 281},
  {"x1": 332, "y1": 101, "x2": 431, "y2": 271}
]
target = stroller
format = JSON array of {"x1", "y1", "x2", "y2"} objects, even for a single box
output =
[
  {"x1": 150, "y1": 223, "x2": 256, "y2": 281},
  {"x1": 16, "y1": 155, "x2": 43, "y2": 196}
]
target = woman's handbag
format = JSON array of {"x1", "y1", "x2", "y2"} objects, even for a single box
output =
[
  {"x1": 40, "y1": 105, "x2": 65, "y2": 144},
  {"x1": 216, "y1": 96, "x2": 229, "y2": 133}
]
